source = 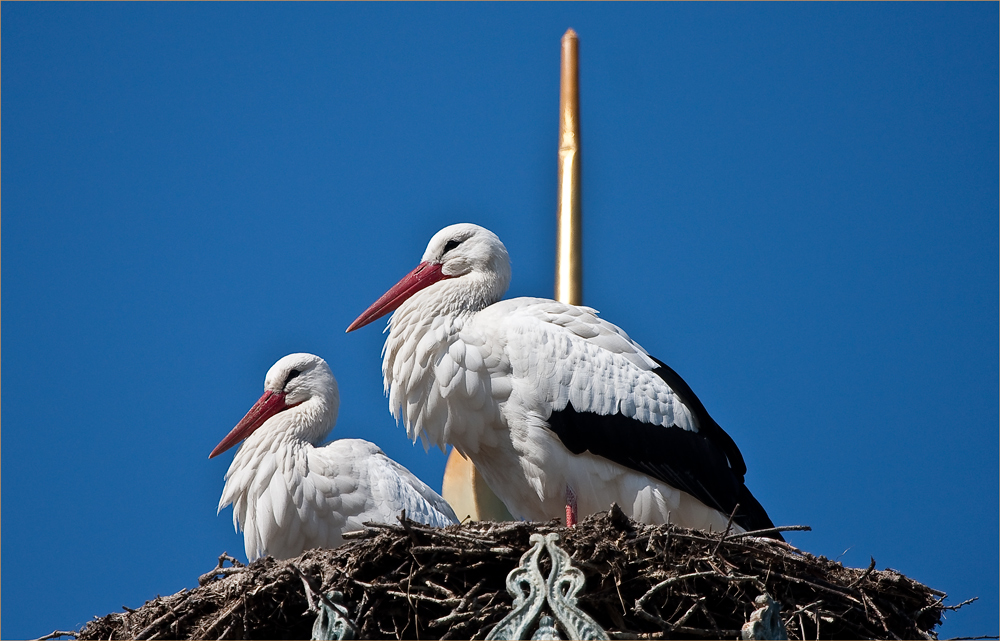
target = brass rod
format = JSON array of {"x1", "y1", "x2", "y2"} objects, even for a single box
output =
[{"x1": 555, "y1": 28, "x2": 583, "y2": 306}]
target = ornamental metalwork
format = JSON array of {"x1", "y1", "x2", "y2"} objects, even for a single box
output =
[
  {"x1": 741, "y1": 593, "x2": 788, "y2": 641},
  {"x1": 486, "y1": 532, "x2": 609, "y2": 641},
  {"x1": 311, "y1": 590, "x2": 358, "y2": 641}
]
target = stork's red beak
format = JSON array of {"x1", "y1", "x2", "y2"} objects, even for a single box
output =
[
  {"x1": 346, "y1": 261, "x2": 449, "y2": 332},
  {"x1": 209, "y1": 390, "x2": 289, "y2": 458}
]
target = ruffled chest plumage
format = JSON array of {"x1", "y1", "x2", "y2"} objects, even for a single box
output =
[{"x1": 383, "y1": 304, "x2": 510, "y2": 454}]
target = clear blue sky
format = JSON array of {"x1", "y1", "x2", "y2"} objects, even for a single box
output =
[{"x1": 3, "y1": 4, "x2": 997, "y2": 639}]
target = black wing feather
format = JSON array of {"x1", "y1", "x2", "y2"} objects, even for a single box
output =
[{"x1": 544, "y1": 356, "x2": 780, "y2": 537}]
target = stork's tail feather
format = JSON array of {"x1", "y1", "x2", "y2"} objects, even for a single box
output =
[{"x1": 736, "y1": 485, "x2": 784, "y2": 541}]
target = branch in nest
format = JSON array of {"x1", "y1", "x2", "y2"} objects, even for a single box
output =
[
  {"x1": 940, "y1": 596, "x2": 978, "y2": 613},
  {"x1": 190, "y1": 594, "x2": 245, "y2": 640},
  {"x1": 724, "y1": 524, "x2": 813, "y2": 540},
  {"x1": 711, "y1": 504, "x2": 740, "y2": 556},
  {"x1": 634, "y1": 570, "x2": 724, "y2": 625},
  {"x1": 289, "y1": 563, "x2": 354, "y2": 618},
  {"x1": 32, "y1": 632, "x2": 78, "y2": 641},
  {"x1": 135, "y1": 591, "x2": 194, "y2": 641},
  {"x1": 198, "y1": 553, "x2": 246, "y2": 586},
  {"x1": 848, "y1": 557, "x2": 878, "y2": 589}
]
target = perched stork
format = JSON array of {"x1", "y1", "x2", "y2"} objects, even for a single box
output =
[
  {"x1": 347, "y1": 223, "x2": 781, "y2": 537},
  {"x1": 210, "y1": 352, "x2": 458, "y2": 561}
]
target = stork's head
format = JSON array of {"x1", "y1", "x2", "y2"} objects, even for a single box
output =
[
  {"x1": 347, "y1": 223, "x2": 511, "y2": 332},
  {"x1": 209, "y1": 353, "x2": 339, "y2": 458}
]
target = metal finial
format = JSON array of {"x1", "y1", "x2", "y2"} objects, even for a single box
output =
[{"x1": 556, "y1": 28, "x2": 582, "y2": 306}]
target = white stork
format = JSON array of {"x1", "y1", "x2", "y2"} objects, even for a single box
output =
[
  {"x1": 347, "y1": 223, "x2": 780, "y2": 537},
  {"x1": 209, "y1": 352, "x2": 458, "y2": 561}
]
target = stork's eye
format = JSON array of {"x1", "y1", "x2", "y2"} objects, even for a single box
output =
[
  {"x1": 443, "y1": 239, "x2": 462, "y2": 254},
  {"x1": 286, "y1": 369, "x2": 301, "y2": 386}
]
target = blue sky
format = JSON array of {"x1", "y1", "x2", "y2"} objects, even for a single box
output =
[{"x1": 3, "y1": 3, "x2": 997, "y2": 639}]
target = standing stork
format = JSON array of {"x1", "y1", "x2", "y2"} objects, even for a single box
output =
[
  {"x1": 210, "y1": 352, "x2": 458, "y2": 561},
  {"x1": 347, "y1": 223, "x2": 781, "y2": 537}
]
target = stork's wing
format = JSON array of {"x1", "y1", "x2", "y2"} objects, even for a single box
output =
[
  {"x1": 479, "y1": 298, "x2": 778, "y2": 536},
  {"x1": 360, "y1": 444, "x2": 459, "y2": 527},
  {"x1": 310, "y1": 439, "x2": 458, "y2": 529}
]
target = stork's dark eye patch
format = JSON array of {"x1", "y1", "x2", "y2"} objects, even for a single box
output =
[
  {"x1": 286, "y1": 369, "x2": 301, "y2": 386},
  {"x1": 443, "y1": 239, "x2": 462, "y2": 254}
]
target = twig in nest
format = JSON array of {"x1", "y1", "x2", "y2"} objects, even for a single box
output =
[
  {"x1": 430, "y1": 609, "x2": 477, "y2": 629},
  {"x1": 725, "y1": 524, "x2": 812, "y2": 540},
  {"x1": 361, "y1": 521, "x2": 404, "y2": 531},
  {"x1": 848, "y1": 557, "x2": 877, "y2": 588},
  {"x1": 385, "y1": 589, "x2": 460, "y2": 607},
  {"x1": 791, "y1": 603, "x2": 823, "y2": 641},
  {"x1": 858, "y1": 591, "x2": 891, "y2": 633},
  {"x1": 296, "y1": 568, "x2": 320, "y2": 613},
  {"x1": 398, "y1": 509, "x2": 419, "y2": 542},
  {"x1": 766, "y1": 569, "x2": 859, "y2": 600},
  {"x1": 289, "y1": 563, "x2": 350, "y2": 618},
  {"x1": 169, "y1": 604, "x2": 204, "y2": 639},
  {"x1": 428, "y1": 578, "x2": 489, "y2": 629},
  {"x1": 712, "y1": 504, "x2": 740, "y2": 556},
  {"x1": 342, "y1": 528, "x2": 370, "y2": 540},
  {"x1": 424, "y1": 580, "x2": 457, "y2": 600},
  {"x1": 32, "y1": 632, "x2": 78, "y2": 641},
  {"x1": 695, "y1": 596, "x2": 724, "y2": 638},
  {"x1": 634, "y1": 571, "x2": 723, "y2": 625},
  {"x1": 198, "y1": 552, "x2": 246, "y2": 586},
  {"x1": 672, "y1": 596, "x2": 707, "y2": 629},
  {"x1": 940, "y1": 596, "x2": 978, "y2": 612},
  {"x1": 192, "y1": 595, "x2": 244, "y2": 640},
  {"x1": 135, "y1": 591, "x2": 193, "y2": 640}
]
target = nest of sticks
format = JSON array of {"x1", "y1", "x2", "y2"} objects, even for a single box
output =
[{"x1": 75, "y1": 507, "x2": 954, "y2": 640}]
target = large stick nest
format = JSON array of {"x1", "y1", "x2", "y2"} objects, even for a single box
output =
[{"x1": 76, "y1": 508, "x2": 950, "y2": 640}]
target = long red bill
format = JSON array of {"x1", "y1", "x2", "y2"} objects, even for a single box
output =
[
  {"x1": 346, "y1": 261, "x2": 449, "y2": 332},
  {"x1": 209, "y1": 389, "x2": 289, "y2": 458}
]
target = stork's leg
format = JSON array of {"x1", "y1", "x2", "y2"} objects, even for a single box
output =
[{"x1": 565, "y1": 485, "x2": 578, "y2": 527}]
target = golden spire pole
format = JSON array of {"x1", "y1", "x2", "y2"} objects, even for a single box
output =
[
  {"x1": 556, "y1": 28, "x2": 583, "y2": 306},
  {"x1": 443, "y1": 29, "x2": 583, "y2": 522}
]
